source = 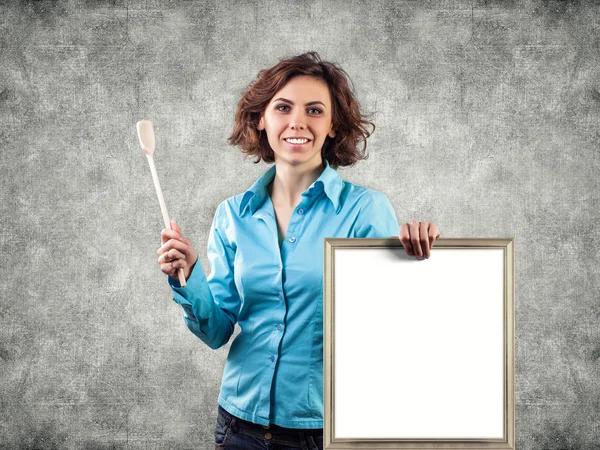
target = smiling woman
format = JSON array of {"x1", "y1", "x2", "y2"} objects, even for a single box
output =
[{"x1": 156, "y1": 52, "x2": 440, "y2": 450}]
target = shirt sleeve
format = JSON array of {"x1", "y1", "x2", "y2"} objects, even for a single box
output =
[
  {"x1": 354, "y1": 190, "x2": 400, "y2": 238},
  {"x1": 168, "y1": 203, "x2": 240, "y2": 350}
]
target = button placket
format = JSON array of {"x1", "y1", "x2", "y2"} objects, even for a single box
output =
[{"x1": 283, "y1": 209, "x2": 303, "y2": 257}]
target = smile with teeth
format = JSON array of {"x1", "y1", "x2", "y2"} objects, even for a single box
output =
[{"x1": 285, "y1": 138, "x2": 310, "y2": 144}]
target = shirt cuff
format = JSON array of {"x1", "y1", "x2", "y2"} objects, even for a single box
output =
[{"x1": 168, "y1": 260, "x2": 212, "y2": 321}]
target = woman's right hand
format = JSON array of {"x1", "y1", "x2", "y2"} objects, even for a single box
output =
[{"x1": 157, "y1": 219, "x2": 199, "y2": 282}]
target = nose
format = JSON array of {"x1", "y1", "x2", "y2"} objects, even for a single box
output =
[{"x1": 289, "y1": 111, "x2": 306, "y2": 130}]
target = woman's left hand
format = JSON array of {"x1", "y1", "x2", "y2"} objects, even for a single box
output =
[{"x1": 399, "y1": 220, "x2": 440, "y2": 259}]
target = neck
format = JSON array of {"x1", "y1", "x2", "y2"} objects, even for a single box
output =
[{"x1": 269, "y1": 159, "x2": 325, "y2": 208}]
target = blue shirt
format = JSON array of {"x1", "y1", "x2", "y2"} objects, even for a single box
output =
[{"x1": 168, "y1": 160, "x2": 399, "y2": 429}]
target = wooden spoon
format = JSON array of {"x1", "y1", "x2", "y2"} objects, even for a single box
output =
[{"x1": 137, "y1": 120, "x2": 186, "y2": 287}]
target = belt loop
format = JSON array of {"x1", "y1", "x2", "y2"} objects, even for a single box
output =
[
  {"x1": 224, "y1": 409, "x2": 233, "y2": 427},
  {"x1": 229, "y1": 415, "x2": 238, "y2": 433}
]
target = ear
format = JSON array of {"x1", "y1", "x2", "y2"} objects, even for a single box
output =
[
  {"x1": 328, "y1": 127, "x2": 336, "y2": 138},
  {"x1": 257, "y1": 115, "x2": 265, "y2": 131}
]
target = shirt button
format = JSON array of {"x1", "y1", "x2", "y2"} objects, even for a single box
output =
[
  {"x1": 278, "y1": 265, "x2": 282, "y2": 272},
  {"x1": 297, "y1": 208, "x2": 304, "y2": 215},
  {"x1": 289, "y1": 237, "x2": 296, "y2": 243},
  {"x1": 270, "y1": 355, "x2": 275, "y2": 362},
  {"x1": 278, "y1": 294, "x2": 283, "y2": 301},
  {"x1": 265, "y1": 432, "x2": 272, "y2": 440},
  {"x1": 277, "y1": 324, "x2": 281, "y2": 331}
]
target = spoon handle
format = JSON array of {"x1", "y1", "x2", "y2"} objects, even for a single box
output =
[{"x1": 147, "y1": 155, "x2": 187, "y2": 287}]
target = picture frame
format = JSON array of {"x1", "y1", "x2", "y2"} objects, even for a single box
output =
[{"x1": 323, "y1": 238, "x2": 515, "y2": 449}]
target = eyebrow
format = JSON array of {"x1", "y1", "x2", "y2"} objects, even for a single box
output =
[{"x1": 272, "y1": 97, "x2": 327, "y2": 108}]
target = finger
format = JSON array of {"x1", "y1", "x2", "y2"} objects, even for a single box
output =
[
  {"x1": 399, "y1": 223, "x2": 415, "y2": 256},
  {"x1": 429, "y1": 223, "x2": 440, "y2": 250},
  {"x1": 167, "y1": 258, "x2": 187, "y2": 270},
  {"x1": 160, "y1": 260, "x2": 187, "y2": 276},
  {"x1": 159, "y1": 262, "x2": 176, "y2": 277},
  {"x1": 410, "y1": 220, "x2": 422, "y2": 258},
  {"x1": 159, "y1": 248, "x2": 185, "y2": 264},
  {"x1": 171, "y1": 219, "x2": 181, "y2": 234},
  {"x1": 157, "y1": 237, "x2": 188, "y2": 256},
  {"x1": 420, "y1": 221, "x2": 430, "y2": 258},
  {"x1": 161, "y1": 227, "x2": 183, "y2": 245}
]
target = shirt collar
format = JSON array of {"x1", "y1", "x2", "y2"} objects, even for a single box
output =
[{"x1": 239, "y1": 160, "x2": 344, "y2": 216}]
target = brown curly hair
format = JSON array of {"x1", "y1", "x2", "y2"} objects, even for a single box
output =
[{"x1": 228, "y1": 52, "x2": 375, "y2": 169}]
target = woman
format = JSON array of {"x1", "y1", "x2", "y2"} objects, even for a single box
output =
[{"x1": 157, "y1": 52, "x2": 440, "y2": 450}]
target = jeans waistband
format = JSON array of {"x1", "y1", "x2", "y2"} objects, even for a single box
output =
[{"x1": 218, "y1": 405, "x2": 323, "y2": 443}]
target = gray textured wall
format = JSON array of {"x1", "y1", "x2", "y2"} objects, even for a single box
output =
[{"x1": 1, "y1": 0, "x2": 598, "y2": 448}]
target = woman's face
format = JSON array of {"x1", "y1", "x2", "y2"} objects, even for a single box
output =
[{"x1": 258, "y1": 75, "x2": 336, "y2": 170}]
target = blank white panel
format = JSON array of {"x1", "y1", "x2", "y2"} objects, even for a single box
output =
[{"x1": 333, "y1": 247, "x2": 505, "y2": 439}]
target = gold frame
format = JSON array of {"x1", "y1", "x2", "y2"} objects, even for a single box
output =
[{"x1": 323, "y1": 238, "x2": 515, "y2": 449}]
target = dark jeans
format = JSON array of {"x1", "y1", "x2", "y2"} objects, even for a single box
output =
[{"x1": 215, "y1": 405, "x2": 323, "y2": 450}]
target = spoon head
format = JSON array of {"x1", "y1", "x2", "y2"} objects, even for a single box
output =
[{"x1": 137, "y1": 120, "x2": 155, "y2": 156}]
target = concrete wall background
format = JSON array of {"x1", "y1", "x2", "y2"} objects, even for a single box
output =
[{"x1": 1, "y1": 0, "x2": 599, "y2": 448}]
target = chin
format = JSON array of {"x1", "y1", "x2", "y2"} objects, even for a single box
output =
[{"x1": 286, "y1": 155, "x2": 321, "y2": 166}]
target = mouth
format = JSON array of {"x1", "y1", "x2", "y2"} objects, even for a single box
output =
[{"x1": 284, "y1": 137, "x2": 311, "y2": 146}]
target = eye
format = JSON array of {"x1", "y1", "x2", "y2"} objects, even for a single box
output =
[
  {"x1": 308, "y1": 108, "x2": 323, "y2": 115},
  {"x1": 276, "y1": 104, "x2": 290, "y2": 112}
]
